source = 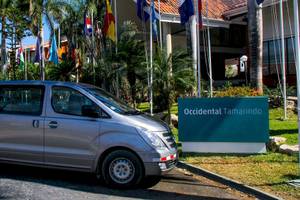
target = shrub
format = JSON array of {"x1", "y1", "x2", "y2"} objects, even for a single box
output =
[
  {"x1": 264, "y1": 85, "x2": 296, "y2": 107},
  {"x1": 215, "y1": 86, "x2": 260, "y2": 97}
]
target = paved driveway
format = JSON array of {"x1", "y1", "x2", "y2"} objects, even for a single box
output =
[{"x1": 0, "y1": 164, "x2": 249, "y2": 200}]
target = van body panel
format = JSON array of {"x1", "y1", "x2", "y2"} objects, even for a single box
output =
[{"x1": 0, "y1": 114, "x2": 44, "y2": 163}]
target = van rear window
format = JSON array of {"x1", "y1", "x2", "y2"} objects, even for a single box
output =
[{"x1": 0, "y1": 85, "x2": 44, "y2": 116}]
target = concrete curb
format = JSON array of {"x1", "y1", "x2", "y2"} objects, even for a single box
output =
[{"x1": 177, "y1": 161, "x2": 282, "y2": 200}]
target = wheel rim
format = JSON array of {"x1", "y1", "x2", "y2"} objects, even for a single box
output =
[{"x1": 109, "y1": 157, "x2": 135, "y2": 184}]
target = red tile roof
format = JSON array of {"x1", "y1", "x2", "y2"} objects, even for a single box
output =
[{"x1": 149, "y1": 0, "x2": 247, "y2": 20}]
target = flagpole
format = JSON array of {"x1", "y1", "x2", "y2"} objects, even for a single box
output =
[
  {"x1": 91, "y1": 10, "x2": 96, "y2": 85},
  {"x1": 290, "y1": 0, "x2": 300, "y2": 186},
  {"x1": 24, "y1": 47, "x2": 27, "y2": 80},
  {"x1": 158, "y1": 0, "x2": 163, "y2": 50},
  {"x1": 150, "y1": 0, "x2": 154, "y2": 116},
  {"x1": 196, "y1": 0, "x2": 201, "y2": 97},
  {"x1": 58, "y1": 26, "x2": 61, "y2": 48},
  {"x1": 279, "y1": 0, "x2": 287, "y2": 120},
  {"x1": 41, "y1": 18, "x2": 45, "y2": 81},
  {"x1": 206, "y1": 0, "x2": 213, "y2": 97},
  {"x1": 114, "y1": 0, "x2": 120, "y2": 98}
]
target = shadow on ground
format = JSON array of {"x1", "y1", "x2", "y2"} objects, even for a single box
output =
[{"x1": 0, "y1": 163, "x2": 237, "y2": 200}]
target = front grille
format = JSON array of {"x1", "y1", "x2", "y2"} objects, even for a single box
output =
[{"x1": 162, "y1": 132, "x2": 177, "y2": 149}]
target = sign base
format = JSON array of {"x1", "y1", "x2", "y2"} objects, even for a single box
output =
[{"x1": 182, "y1": 142, "x2": 267, "y2": 154}]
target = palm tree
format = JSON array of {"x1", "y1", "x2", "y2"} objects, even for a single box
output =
[
  {"x1": 116, "y1": 21, "x2": 146, "y2": 107},
  {"x1": 248, "y1": 0, "x2": 264, "y2": 94},
  {"x1": 28, "y1": 0, "x2": 70, "y2": 79},
  {"x1": 153, "y1": 49, "x2": 194, "y2": 123},
  {"x1": 0, "y1": 0, "x2": 13, "y2": 72}
]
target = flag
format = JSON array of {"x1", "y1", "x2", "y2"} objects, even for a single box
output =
[
  {"x1": 49, "y1": 33, "x2": 59, "y2": 65},
  {"x1": 151, "y1": 0, "x2": 158, "y2": 38},
  {"x1": 198, "y1": 0, "x2": 203, "y2": 29},
  {"x1": 256, "y1": 0, "x2": 264, "y2": 5},
  {"x1": 178, "y1": 0, "x2": 195, "y2": 24},
  {"x1": 137, "y1": 0, "x2": 149, "y2": 21},
  {"x1": 84, "y1": 13, "x2": 93, "y2": 37},
  {"x1": 58, "y1": 46, "x2": 67, "y2": 61},
  {"x1": 17, "y1": 46, "x2": 24, "y2": 70},
  {"x1": 35, "y1": 35, "x2": 42, "y2": 63},
  {"x1": 103, "y1": 0, "x2": 116, "y2": 42}
]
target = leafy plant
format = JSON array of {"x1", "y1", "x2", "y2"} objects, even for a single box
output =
[
  {"x1": 47, "y1": 60, "x2": 75, "y2": 81},
  {"x1": 264, "y1": 85, "x2": 296, "y2": 107},
  {"x1": 215, "y1": 86, "x2": 260, "y2": 97},
  {"x1": 153, "y1": 49, "x2": 194, "y2": 123},
  {"x1": 115, "y1": 21, "x2": 146, "y2": 107}
]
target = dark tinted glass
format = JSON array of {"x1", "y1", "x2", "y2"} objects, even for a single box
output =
[
  {"x1": 0, "y1": 86, "x2": 44, "y2": 115},
  {"x1": 52, "y1": 86, "x2": 100, "y2": 117}
]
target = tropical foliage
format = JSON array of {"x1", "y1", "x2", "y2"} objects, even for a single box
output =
[{"x1": 0, "y1": 0, "x2": 196, "y2": 119}]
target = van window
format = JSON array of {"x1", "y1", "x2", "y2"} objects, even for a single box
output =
[
  {"x1": 84, "y1": 88, "x2": 140, "y2": 115},
  {"x1": 52, "y1": 86, "x2": 102, "y2": 117},
  {"x1": 0, "y1": 86, "x2": 44, "y2": 116}
]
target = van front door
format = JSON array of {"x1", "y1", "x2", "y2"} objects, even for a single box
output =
[
  {"x1": 44, "y1": 86, "x2": 101, "y2": 170},
  {"x1": 0, "y1": 85, "x2": 45, "y2": 164}
]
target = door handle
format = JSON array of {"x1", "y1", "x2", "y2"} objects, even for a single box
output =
[
  {"x1": 32, "y1": 120, "x2": 39, "y2": 128},
  {"x1": 48, "y1": 121, "x2": 58, "y2": 129}
]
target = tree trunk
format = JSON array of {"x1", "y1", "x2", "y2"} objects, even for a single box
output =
[
  {"x1": 248, "y1": 0, "x2": 264, "y2": 94},
  {"x1": 1, "y1": 16, "x2": 6, "y2": 72}
]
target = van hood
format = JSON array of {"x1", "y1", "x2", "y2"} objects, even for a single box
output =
[{"x1": 123, "y1": 114, "x2": 170, "y2": 132}]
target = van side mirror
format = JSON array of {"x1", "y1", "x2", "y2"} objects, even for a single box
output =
[{"x1": 82, "y1": 105, "x2": 100, "y2": 118}]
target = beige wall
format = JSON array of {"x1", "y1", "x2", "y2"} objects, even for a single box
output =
[{"x1": 263, "y1": 0, "x2": 299, "y2": 41}]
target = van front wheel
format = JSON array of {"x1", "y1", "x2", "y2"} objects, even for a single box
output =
[{"x1": 101, "y1": 150, "x2": 143, "y2": 189}]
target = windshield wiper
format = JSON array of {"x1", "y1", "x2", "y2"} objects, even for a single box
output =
[{"x1": 124, "y1": 110, "x2": 142, "y2": 115}]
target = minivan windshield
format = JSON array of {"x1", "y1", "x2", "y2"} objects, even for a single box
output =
[{"x1": 85, "y1": 87, "x2": 141, "y2": 115}]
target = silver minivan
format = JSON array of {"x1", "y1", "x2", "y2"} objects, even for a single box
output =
[{"x1": 0, "y1": 81, "x2": 177, "y2": 188}]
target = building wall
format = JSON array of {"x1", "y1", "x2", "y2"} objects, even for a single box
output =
[
  {"x1": 263, "y1": 0, "x2": 298, "y2": 40},
  {"x1": 262, "y1": 0, "x2": 299, "y2": 86}
]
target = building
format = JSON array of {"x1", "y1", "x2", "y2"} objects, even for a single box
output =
[
  {"x1": 22, "y1": 0, "x2": 299, "y2": 86},
  {"x1": 116, "y1": 0, "x2": 299, "y2": 86}
]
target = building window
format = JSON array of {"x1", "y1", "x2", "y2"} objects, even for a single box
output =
[{"x1": 263, "y1": 37, "x2": 296, "y2": 76}]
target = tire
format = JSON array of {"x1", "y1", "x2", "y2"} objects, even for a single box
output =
[
  {"x1": 140, "y1": 176, "x2": 161, "y2": 189},
  {"x1": 101, "y1": 150, "x2": 144, "y2": 189}
]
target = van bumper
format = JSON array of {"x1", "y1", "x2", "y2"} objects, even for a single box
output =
[
  {"x1": 144, "y1": 159, "x2": 178, "y2": 176},
  {"x1": 137, "y1": 147, "x2": 178, "y2": 176}
]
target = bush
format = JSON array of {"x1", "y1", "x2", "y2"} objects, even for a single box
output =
[
  {"x1": 264, "y1": 85, "x2": 296, "y2": 107},
  {"x1": 215, "y1": 86, "x2": 260, "y2": 97}
]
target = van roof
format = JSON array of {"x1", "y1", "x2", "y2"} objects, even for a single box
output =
[{"x1": 0, "y1": 80, "x2": 95, "y2": 89}]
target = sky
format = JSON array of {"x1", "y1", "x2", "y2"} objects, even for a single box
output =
[{"x1": 22, "y1": 16, "x2": 52, "y2": 47}]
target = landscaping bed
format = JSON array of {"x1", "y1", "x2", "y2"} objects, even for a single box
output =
[{"x1": 181, "y1": 153, "x2": 299, "y2": 200}]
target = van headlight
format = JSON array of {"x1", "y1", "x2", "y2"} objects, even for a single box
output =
[{"x1": 137, "y1": 128, "x2": 166, "y2": 149}]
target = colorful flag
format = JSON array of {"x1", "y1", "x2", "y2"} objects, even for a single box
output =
[
  {"x1": 49, "y1": 33, "x2": 59, "y2": 65},
  {"x1": 84, "y1": 13, "x2": 93, "y2": 37},
  {"x1": 137, "y1": 0, "x2": 149, "y2": 21},
  {"x1": 103, "y1": 0, "x2": 116, "y2": 42},
  {"x1": 35, "y1": 35, "x2": 42, "y2": 63},
  {"x1": 151, "y1": 0, "x2": 158, "y2": 38},
  {"x1": 178, "y1": 0, "x2": 195, "y2": 24},
  {"x1": 256, "y1": 0, "x2": 264, "y2": 5},
  {"x1": 198, "y1": 0, "x2": 203, "y2": 29},
  {"x1": 17, "y1": 46, "x2": 24, "y2": 70}
]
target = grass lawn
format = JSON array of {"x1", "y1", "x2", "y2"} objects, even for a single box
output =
[
  {"x1": 182, "y1": 153, "x2": 300, "y2": 200},
  {"x1": 269, "y1": 108, "x2": 299, "y2": 145}
]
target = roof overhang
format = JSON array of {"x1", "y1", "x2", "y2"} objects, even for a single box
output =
[
  {"x1": 160, "y1": 13, "x2": 247, "y2": 28},
  {"x1": 223, "y1": 0, "x2": 288, "y2": 19}
]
